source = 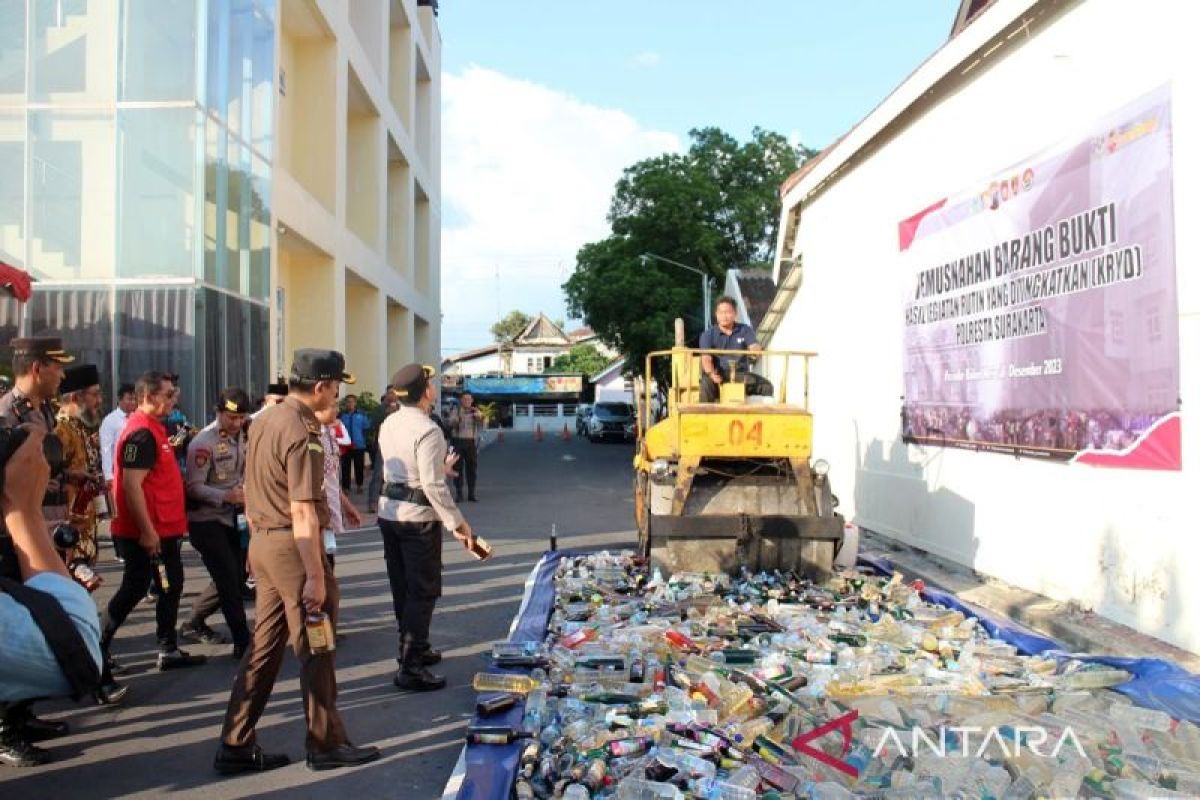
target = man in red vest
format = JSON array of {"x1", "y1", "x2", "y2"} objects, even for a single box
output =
[{"x1": 101, "y1": 371, "x2": 207, "y2": 679}]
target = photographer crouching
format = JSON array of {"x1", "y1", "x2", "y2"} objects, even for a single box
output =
[
  {"x1": 0, "y1": 336, "x2": 99, "y2": 766},
  {"x1": 0, "y1": 425, "x2": 103, "y2": 766}
]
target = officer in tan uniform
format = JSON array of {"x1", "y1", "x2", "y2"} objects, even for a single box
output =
[
  {"x1": 180, "y1": 388, "x2": 251, "y2": 657},
  {"x1": 214, "y1": 350, "x2": 379, "y2": 775},
  {"x1": 377, "y1": 363, "x2": 475, "y2": 692}
]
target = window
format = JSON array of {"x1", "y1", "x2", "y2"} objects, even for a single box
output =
[
  {"x1": 117, "y1": 108, "x2": 201, "y2": 278},
  {"x1": 30, "y1": 0, "x2": 117, "y2": 102},
  {"x1": 543, "y1": 356, "x2": 553, "y2": 370},
  {"x1": 0, "y1": 0, "x2": 26, "y2": 99},
  {"x1": 526, "y1": 358, "x2": 534, "y2": 373},
  {"x1": 119, "y1": 0, "x2": 198, "y2": 102}
]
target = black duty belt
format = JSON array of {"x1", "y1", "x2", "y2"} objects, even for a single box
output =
[{"x1": 383, "y1": 483, "x2": 431, "y2": 506}]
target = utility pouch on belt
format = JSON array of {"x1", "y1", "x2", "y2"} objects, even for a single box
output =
[{"x1": 383, "y1": 482, "x2": 431, "y2": 506}]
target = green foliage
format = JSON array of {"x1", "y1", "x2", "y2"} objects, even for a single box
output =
[
  {"x1": 476, "y1": 401, "x2": 498, "y2": 427},
  {"x1": 490, "y1": 310, "x2": 533, "y2": 342},
  {"x1": 342, "y1": 391, "x2": 379, "y2": 415},
  {"x1": 551, "y1": 344, "x2": 613, "y2": 377},
  {"x1": 563, "y1": 127, "x2": 814, "y2": 374}
]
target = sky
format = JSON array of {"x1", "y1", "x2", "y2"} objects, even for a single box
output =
[{"x1": 436, "y1": 0, "x2": 961, "y2": 355}]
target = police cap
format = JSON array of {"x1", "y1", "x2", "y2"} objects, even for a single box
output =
[
  {"x1": 217, "y1": 387, "x2": 252, "y2": 415},
  {"x1": 391, "y1": 363, "x2": 435, "y2": 401},
  {"x1": 291, "y1": 349, "x2": 356, "y2": 385},
  {"x1": 59, "y1": 363, "x2": 100, "y2": 394},
  {"x1": 10, "y1": 336, "x2": 75, "y2": 364}
]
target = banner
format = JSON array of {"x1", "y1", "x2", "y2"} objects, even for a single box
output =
[
  {"x1": 900, "y1": 87, "x2": 1179, "y2": 469},
  {"x1": 464, "y1": 375, "x2": 583, "y2": 396}
]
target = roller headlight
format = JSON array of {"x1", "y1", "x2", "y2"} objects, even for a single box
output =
[
  {"x1": 650, "y1": 458, "x2": 672, "y2": 482},
  {"x1": 812, "y1": 458, "x2": 830, "y2": 478}
]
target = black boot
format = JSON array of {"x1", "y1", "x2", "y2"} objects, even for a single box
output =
[
  {"x1": 393, "y1": 637, "x2": 446, "y2": 691},
  {"x1": 0, "y1": 707, "x2": 51, "y2": 768}
]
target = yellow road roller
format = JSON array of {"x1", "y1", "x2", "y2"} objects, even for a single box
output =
[{"x1": 633, "y1": 321, "x2": 844, "y2": 577}]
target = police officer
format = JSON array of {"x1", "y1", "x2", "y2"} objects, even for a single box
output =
[
  {"x1": 214, "y1": 350, "x2": 379, "y2": 775},
  {"x1": 180, "y1": 388, "x2": 251, "y2": 658},
  {"x1": 377, "y1": 363, "x2": 475, "y2": 692},
  {"x1": 0, "y1": 337, "x2": 75, "y2": 766}
]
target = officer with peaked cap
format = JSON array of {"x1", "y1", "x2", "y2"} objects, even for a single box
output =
[
  {"x1": 180, "y1": 388, "x2": 253, "y2": 658},
  {"x1": 215, "y1": 350, "x2": 379, "y2": 775},
  {"x1": 377, "y1": 363, "x2": 475, "y2": 692}
]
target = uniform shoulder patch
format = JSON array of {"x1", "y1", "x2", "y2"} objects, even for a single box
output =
[
  {"x1": 307, "y1": 442, "x2": 325, "y2": 454},
  {"x1": 193, "y1": 448, "x2": 211, "y2": 468}
]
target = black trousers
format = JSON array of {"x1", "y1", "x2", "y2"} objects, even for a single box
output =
[
  {"x1": 340, "y1": 448, "x2": 365, "y2": 490},
  {"x1": 367, "y1": 440, "x2": 384, "y2": 508},
  {"x1": 102, "y1": 537, "x2": 185, "y2": 653},
  {"x1": 187, "y1": 519, "x2": 251, "y2": 647},
  {"x1": 700, "y1": 368, "x2": 774, "y2": 402},
  {"x1": 378, "y1": 519, "x2": 443, "y2": 652},
  {"x1": 452, "y1": 438, "x2": 479, "y2": 498}
]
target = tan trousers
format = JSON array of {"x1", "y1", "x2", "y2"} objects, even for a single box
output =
[{"x1": 220, "y1": 530, "x2": 348, "y2": 753}]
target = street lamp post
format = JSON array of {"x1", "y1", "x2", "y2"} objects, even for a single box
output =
[{"x1": 639, "y1": 252, "x2": 713, "y2": 325}]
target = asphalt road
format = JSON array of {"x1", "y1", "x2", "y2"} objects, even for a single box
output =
[{"x1": 0, "y1": 432, "x2": 637, "y2": 799}]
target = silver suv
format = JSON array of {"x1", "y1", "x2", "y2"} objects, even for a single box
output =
[{"x1": 587, "y1": 402, "x2": 635, "y2": 443}]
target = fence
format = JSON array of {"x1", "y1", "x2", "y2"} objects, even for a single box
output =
[{"x1": 510, "y1": 403, "x2": 577, "y2": 431}]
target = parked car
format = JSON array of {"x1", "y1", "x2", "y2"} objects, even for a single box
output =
[
  {"x1": 575, "y1": 403, "x2": 593, "y2": 436},
  {"x1": 587, "y1": 402, "x2": 635, "y2": 443}
]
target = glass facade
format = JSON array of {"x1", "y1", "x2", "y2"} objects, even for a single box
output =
[{"x1": 0, "y1": 0, "x2": 274, "y2": 422}]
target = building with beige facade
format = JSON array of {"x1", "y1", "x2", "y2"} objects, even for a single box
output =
[{"x1": 0, "y1": 0, "x2": 440, "y2": 416}]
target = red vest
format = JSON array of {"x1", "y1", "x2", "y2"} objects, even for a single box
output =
[{"x1": 111, "y1": 411, "x2": 188, "y2": 539}]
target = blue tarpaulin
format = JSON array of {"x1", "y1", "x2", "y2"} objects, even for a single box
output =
[{"x1": 457, "y1": 550, "x2": 570, "y2": 800}]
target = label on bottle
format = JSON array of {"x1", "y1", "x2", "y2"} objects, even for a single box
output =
[
  {"x1": 470, "y1": 536, "x2": 493, "y2": 561},
  {"x1": 306, "y1": 612, "x2": 334, "y2": 654}
]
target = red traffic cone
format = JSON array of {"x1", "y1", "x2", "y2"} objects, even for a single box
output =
[
  {"x1": 561, "y1": 424, "x2": 571, "y2": 441},
  {"x1": 534, "y1": 424, "x2": 543, "y2": 442}
]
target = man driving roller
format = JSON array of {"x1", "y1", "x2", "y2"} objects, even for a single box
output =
[{"x1": 698, "y1": 296, "x2": 763, "y2": 403}]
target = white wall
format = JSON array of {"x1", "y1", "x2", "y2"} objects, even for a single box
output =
[
  {"x1": 772, "y1": 0, "x2": 1200, "y2": 653},
  {"x1": 595, "y1": 371, "x2": 633, "y2": 403}
]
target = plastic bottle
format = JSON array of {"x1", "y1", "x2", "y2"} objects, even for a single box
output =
[
  {"x1": 1111, "y1": 778, "x2": 1192, "y2": 799},
  {"x1": 523, "y1": 686, "x2": 548, "y2": 733},
  {"x1": 1110, "y1": 703, "x2": 1173, "y2": 733},
  {"x1": 473, "y1": 672, "x2": 538, "y2": 694},
  {"x1": 657, "y1": 746, "x2": 716, "y2": 779},
  {"x1": 693, "y1": 777, "x2": 756, "y2": 800},
  {"x1": 562, "y1": 783, "x2": 590, "y2": 800},
  {"x1": 1060, "y1": 666, "x2": 1132, "y2": 690},
  {"x1": 616, "y1": 778, "x2": 683, "y2": 800}
]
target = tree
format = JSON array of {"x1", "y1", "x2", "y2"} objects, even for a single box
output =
[
  {"x1": 551, "y1": 344, "x2": 612, "y2": 377},
  {"x1": 563, "y1": 127, "x2": 814, "y2": 374},
  {"x1": 490, "y1": 310, "x2": 532, "y2": 342}
]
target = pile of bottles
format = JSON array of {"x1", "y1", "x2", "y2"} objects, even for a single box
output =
[{"x1": 467, "y1": 551, "x2": 1200, "y2": 798}]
